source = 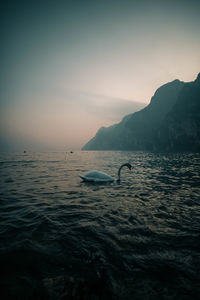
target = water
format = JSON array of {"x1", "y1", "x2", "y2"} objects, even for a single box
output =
[{"x1": 0, "y1": 151, "x2": 200, "y2": 299}]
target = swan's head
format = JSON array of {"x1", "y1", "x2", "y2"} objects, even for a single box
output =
[
  {"x1": 125, "y1": 163, "x2": 132, "y2": 170},
  {"x1": 117, "y1": 162, "x2": 132, "y2": 182}
]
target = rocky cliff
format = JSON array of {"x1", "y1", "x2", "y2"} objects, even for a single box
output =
[{"x1": 82, "y1": 74, "x2": 200, "y2": 152}]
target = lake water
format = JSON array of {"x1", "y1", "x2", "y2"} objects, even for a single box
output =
[{"x1": 0, "y1": 151, "x2": 200, "y2": 299}]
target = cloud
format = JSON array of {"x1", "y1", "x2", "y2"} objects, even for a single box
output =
[{"x1": 0, "y1": 88, "x2": 145, "y2": 151}]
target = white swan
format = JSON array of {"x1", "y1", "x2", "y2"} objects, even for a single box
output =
[{"x1": 80, "y1": 163, "x2": 132, "y2": 183}]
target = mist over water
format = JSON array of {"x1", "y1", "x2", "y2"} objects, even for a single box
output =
[{"x1": 0, "y1": 151, "x2": 200, "y2": 299}]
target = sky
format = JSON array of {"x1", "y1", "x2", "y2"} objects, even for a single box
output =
[{"x1": 1, "y1": 0, "x2": 200, "y2": 151}]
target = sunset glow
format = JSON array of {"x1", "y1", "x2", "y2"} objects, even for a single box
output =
[{"x1": 1, "y1": 0, "x2": 200, "y2": 150}]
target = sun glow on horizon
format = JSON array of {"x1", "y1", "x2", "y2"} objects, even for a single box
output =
[{"x1": 1, "y1": 0, "x2": 200, "y2": 150}]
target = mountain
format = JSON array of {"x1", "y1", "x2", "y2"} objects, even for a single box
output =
[
  {"x1": 156, "y1": 73, "x2": 200, "y2": 152},
  {"x1": 82, "y1": 73, "x2": 200, "y2": 152}
]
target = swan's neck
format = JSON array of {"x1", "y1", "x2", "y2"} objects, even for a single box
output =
[{"x1": 117, "y1": 164, "x2": 127, "y2": 181}]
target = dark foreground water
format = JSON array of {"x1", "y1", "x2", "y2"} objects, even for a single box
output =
[{"x1": 0, "y1": 151, "x2": 200, "y2": 300}]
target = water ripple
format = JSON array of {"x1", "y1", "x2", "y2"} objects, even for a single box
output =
[{"x1": 0, "y1": 151, "x2": 200, "y2": 299}]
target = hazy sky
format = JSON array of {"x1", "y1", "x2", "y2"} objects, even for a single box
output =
[{"x1": 1, "y1": 0, "x2": 200, "y2": 150}]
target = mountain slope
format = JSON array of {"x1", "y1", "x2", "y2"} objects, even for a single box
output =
[
  {"x1": 82, "y1": 74, "x2": 200, "y2": 152},
  {"x1": 156, "y1": 74, "x2": 200, "y2": 152}
]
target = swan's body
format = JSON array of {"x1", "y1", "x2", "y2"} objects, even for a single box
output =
[
  {"x1": 80, "y1": 163, "x2": 132, "y2": 183},
  {"x1": 80, "y1": 170, "x2": 114, "y2": 182}
]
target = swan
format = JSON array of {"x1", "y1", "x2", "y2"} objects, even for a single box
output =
[{"x1": 79, "y1": 163, "x2": 132, "y2": 183}]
